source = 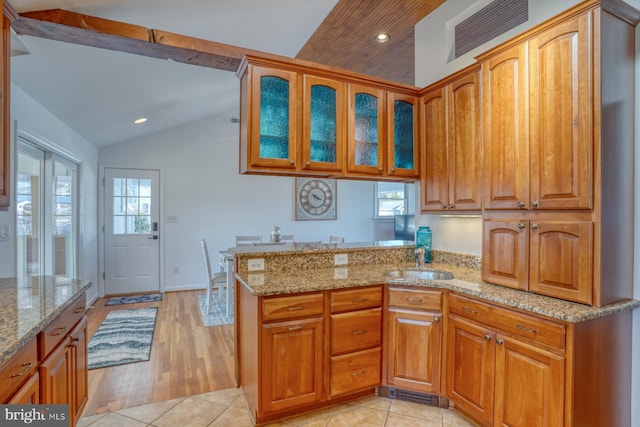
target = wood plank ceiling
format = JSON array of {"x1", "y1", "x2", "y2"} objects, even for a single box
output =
[{"x1": 296, "y1": 0, "x2": 446, "y2": 85}]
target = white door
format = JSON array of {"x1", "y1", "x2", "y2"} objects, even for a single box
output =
[{"x1": 104, "y1": 168, "x2": 160, "y2": 295}]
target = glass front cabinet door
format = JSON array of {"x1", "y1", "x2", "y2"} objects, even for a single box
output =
[
  {"x1": 387, "y1": 93, "x2": 419, "y2": 179},
  {"x1": 347, "y1": 84, "x2": 385, "y2": 176},
  {"x1": 302, "y1": 75, "x2": 345, "y2": 173},
  {"x1": 246, "y1": 66, "x2": 298, "y2": 171}
]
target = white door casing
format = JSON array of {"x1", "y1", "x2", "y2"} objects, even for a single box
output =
[{"x1": 104, "y1": 168, "x2": 160, "y2": 295}]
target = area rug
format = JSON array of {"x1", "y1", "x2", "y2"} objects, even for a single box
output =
[
  {"x1": 105, "y1": 293, "x2": 162, "y2": 306},
  {"x1": 197, "y1": 293, "x2": 234, "y2": 327},
  {"x1": 88, "y1": 307, "x2": 158, "y2": 370}
]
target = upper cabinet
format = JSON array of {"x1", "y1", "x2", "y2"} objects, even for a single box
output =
[
  {"x1": 0, "y1": 12, "x2": 9, "y2": 210},
  {"x1": 482, "y1": 12, "x2": 592, "y2": 211},
  {"x1": 420, "y1": 65, "x2": 481, "y2": 212},
  {"x1": 237, "y1": 54, "x2": 419, "y2": 182}
]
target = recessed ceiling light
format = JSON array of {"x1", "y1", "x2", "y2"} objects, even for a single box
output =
[
  {"x1": 375, "y1": 33, "x2": 390, "y2": 43},
  {"x1": 133, "y1": 117, "x2": 147, "y2": 124}
]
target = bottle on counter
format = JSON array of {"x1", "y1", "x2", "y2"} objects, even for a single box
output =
[
  {"x1": 270, "y1": 226, "x2": 281, "y2": 243},
  {"x1": 416, "y1": 226, "x2": 432, "y2": 263}
]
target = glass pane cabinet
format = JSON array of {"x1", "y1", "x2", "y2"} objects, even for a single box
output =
[
  {"x1": 348, "y1": 84, "x2": 384, "y2": 175},
  {"x1": 302, "y1": 75, "x2": 344, "y2": 172},
  {"x1": 247, "y1": 67, "x2": 298, "y2": 170},
  {"x1": 388, "y1": 93, "x2": 419, "y2": 178}
]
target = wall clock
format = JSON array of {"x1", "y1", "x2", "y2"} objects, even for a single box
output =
[{"x1": 295, "y1": 178, "x2": 337, "y2": 220}]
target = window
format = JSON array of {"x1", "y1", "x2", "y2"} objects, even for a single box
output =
[
  {"x1": 375, "y1": 182, "x2": 415, "y2": 218},
  {"x1": 16, "y1": 136, "x2": 79, "y2": 278}
]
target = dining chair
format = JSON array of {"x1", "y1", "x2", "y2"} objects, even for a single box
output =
[
  {"x1": 329, "y1": 235, "x2": 345, "y2": 243},
  {"x1": 201, "y1": 238, "x2": 227, "y2": 314},
  {"x1": 279, "y1": 234, "x2": 295, "y2": 243},
  {"x1": 235, "y1": 235, "x2": 262, "y2": 246}
]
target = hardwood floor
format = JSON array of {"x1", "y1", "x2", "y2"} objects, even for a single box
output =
[{"x1": 82, "y1": 290, "x2": 236, "y2": 416}]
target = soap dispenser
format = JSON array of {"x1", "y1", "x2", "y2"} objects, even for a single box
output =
[{"x1": 416, "y1": 226, "x2": 432, "y2": 263}]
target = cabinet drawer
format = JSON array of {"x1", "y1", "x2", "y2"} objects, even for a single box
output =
[
  {"x1": 262, "y1": 292, "x2": 324, "y2": 322},
  {"x1": 331, "y1": 286, "x2": 382, "y2": 313},
  {"x1": 449, "y1": 293, "x2": 565, "y2": 350},
  {"x1": 330, "y1": 347, "x2": 381, "y2": 397},
  {"x1": 39, "y1": 294, "x2": 87, "y2": 359},
  {"x1": 387, "y1": 287, "x2": 442, "y2": 311},
  {"x1": 0, "y1": 338, "x2": 38, "y2": 403},
  {"x1": 331, "y1": 308, "x2": 382, "y2": 355}
]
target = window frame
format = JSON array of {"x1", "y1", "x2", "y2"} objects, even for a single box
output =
[{"x1": 374, "y1": 182, "x2": 415, "y2": 220}]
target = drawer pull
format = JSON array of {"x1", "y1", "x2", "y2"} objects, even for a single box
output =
[
  {"x1": 485, "y1": 334, "x2": 492, "y2": 341},
  {"x1": 462, "y1": 307, "x2": 478, "y2": 315},
  {"x1": 11, "y1": 363, "x2": 33, "y2": 378},
  {"x1": 406, "y1": 297, "x2": 423, "y2": 304},
  {"x1": 68, "y1": 337, "x2": 80, "y2": 347},
  {"x1": 496, "y1": 339, "x2": 504, "y2": 345},
  {"x1": 351, "y1": 370, "x2": 365, "y2": 376},
  {"x1": 51, "y1": 326, "x2": 69, "y2": 336},
  {"x1": 433, "y1": 317, "x2": 440, "y2": 323},
  {"x1": 75, "y1": 306, "x2": 94, "y2": 314},
  {"x1": 287, "y1": 306, "x2": 305, "y2": 311},
  {"x1": 287, "y1": 325, "x2": 303, "y2": 331},
  {"x1": 351, "y1": 298, "x2": 367, "y2": 303},
  {"x1": 516, "y1": 324, "x2": 538, "y2": 334},
  {"x1": 352, "y1": 330, "x2": 366, "y2": 335}
]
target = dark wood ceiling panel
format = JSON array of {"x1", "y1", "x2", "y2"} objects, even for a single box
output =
[{"x1": 296, "y1": 0, "x2": 445, "y2": 85}]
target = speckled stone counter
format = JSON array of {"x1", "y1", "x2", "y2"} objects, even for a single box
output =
[
  {"x1": 0, "y1": 276, "x2": 92, "y2": 367},
  {"x1": 232, "y1": 243, "x2": 639, "y2": 323}
]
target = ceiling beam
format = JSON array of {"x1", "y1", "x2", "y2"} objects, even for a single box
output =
[{"x1": 8, "y1": 8, "x2": 281, "y2": 72}]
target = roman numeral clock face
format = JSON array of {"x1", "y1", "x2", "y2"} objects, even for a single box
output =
[{"x1": 295, "y1": 178, "x2": 336, "y2": 220}]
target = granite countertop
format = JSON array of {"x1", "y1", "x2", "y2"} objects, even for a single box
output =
[
  {"x1": 0, "y1": 276, "x2": 92, "y2": 367},
  {"x1": 236, "y1": 261, "x2": 640, "y2": 323}
]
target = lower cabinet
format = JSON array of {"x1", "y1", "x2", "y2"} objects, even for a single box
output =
[
  {"x1": 384, "y1": 287, "x2": 442, "y2": 394},
  {"x1": 8, "y1": 372, "x2": 40, "y2": 404}
]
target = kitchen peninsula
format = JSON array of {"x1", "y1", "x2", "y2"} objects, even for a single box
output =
[
  {"x1": 232, "y1": 242, "x2": 639, "y2": 426},
  {"x1": 0, "y1": 276, "x2": 91, "y2": 426}
]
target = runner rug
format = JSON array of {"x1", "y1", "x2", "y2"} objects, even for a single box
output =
[
  {"x1": 105, "y1": 293, "x2": 162, "y2": 306},
  {"x1": 88, "y1": 307, "x2": 158, "y2": 370}
]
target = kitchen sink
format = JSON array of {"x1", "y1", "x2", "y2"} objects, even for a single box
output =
[{"x1": 384, "y1": 268, "x2": 454, "y2": 281}]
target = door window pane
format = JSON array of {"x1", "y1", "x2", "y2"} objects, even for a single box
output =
[
  {"x1": 113, "y1": 178, "x2": 153, "y2": 235},
  {"x1": 17, "y1": 150, "x2": 44, "y2": 276},
  {"x1": 54, "y1": 161, "x2": 76, "y2": 276}
]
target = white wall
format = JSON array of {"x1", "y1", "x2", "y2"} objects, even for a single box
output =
[
  {"x1": 99, "y1": 115, "x2": 379, "y2": 292},
  {"x1": 415, "y1": 1, "x2": 640, "y2": 425},
  {"x1": 2, "y1": 84, "x2": 99, "y2": 302}
]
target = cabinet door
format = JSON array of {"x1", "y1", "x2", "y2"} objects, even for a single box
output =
[
  {"x1": 446, "y1": 315, "x2": 495, "y2": 426},
  {"x1": 260, "y1": 317, "x2": 323, "y2": 413},
  {"x1": 529, "y1": 220, "x2": 593, "y2": 304},
  {"x1": 248, "y1": 67, "x2": 298, "y2": 170},
  {"x1": 529, "y1": 13, "x2": 592, "y2": 210},
  {"x1": 8, "y1": 372, "x2": 39, "y2": 404},
  {"x1": 482, "y1": 44, "x2": 529, "y2": 210},
  {"x1": 494, "y1": 335, "x2": 565, "y2": 427},
  {"x1": 347, "y1": 84, "x2": 385, "y2": 175},
  {"x1": 40, "y1": 337, "x2": 72, "y2": 408},
  {"x1": 420, "y1": 87, "x2": 449, "y2": 212},
  {"x1": 482, "y1": 219, "x2": 529, "y2": 291},
  {"x1": 302, "y1": 75, "x2": 345, "y2": 173},
  {"x1": 448, "y1": 70, "x2": 482, "y2": 211},
  {"x1": 385, "y1": 309, "x2": 441, "y2": 394},
  {"x1": 0, "y1": 14, "x2": 8, "y2": 209},
  {"x1": 70, "y1": 317, "x2": 88, "y2": 422},
  {"x1": 387, "y1": 93, "x2": 419, "y2": 178}
]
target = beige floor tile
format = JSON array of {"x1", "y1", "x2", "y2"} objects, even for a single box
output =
[
  {"x1": 228, "y1": 396, "x2": 249, "y2": 411},
  {"x1": 76, "y1": 413, "x2": 107, "y2": 427},
  {"x1": 388, "y1": 399, "x2": 442, "y2": 422},
  {"x1": 193, "y1": 387, "x2": 243, "y2": 407},
  {"x1": 150, "y1": 397, "x2": 227, "y2": 427},
  {"x1": 327, "y1": 405, "x2": 388, "y2": 427},
  {"x1": 442, "y1": 409, "x2": 479, "y2": 426},
  {"x1": 280, "y1": 406, "x2": 335, "y2": 426},
  {"x1": 347, "y1": 395, "x2": 392, "y2": 412},
  {"x1": 115, "y1": 397, "x2": 185, "y2": 424},
  {"x1": 385, "y1": 412, "x2": 443, "y2": 427},
  {"x1": 208, "y1": 407, "x2": 255, "y2": 427},
  {"x1": 80, "y1": 412, "x2": 148, "y2": 427}
]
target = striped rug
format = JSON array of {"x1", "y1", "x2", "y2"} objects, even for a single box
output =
[{"x1": 88, "y1": 307, "x2": 158, "y2": 370}]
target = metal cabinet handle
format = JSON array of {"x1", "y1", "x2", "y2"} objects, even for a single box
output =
[
  {"x1": 287, "y1": 325, "x2": 303, "y2": 331},
  {"x1": 352, "y1": 330, "x2": 366, "y2": 335},
  {"x1": 351, "y1": 370, "x2": 365, "y2": 376},
  {"x1": 351, "y1": 298, "x2": 367, "y2": 303},
  {"x1": 406, "y1": 297, "x2": 423, "y2": 303},
  {"x1": 441, "y1": 204, "x2": 447, "y2": 209},
  {"x1": 11, "y1": 363, "x2": 33, "y2": 378},
  {"x1": 68, "y1": 337, "x2": 80, "y2": 347},
  {"x1": 290, "y1": 160, "x2": 295, "y2": 165},
  {"x1": 496, "y1": 338, "x2": 504, "y2": 345},
  {"x1": 433, "y1": 316, "x2": 440, "y2": 323},
  {"x1": 517, "y1": 223, "x2": 526, "y2": 230},
  {"x1": 287, "y1": 306, "x2": 304, "y2": 311},
  {"x1": 51, "y1": 326, "x2": 68, "y2": 336},
  {"x1": 531, "y1": 223, "x2": 539, "y2": 230},
  {"x1": 516, "y1": 324, "x2": 538, "y2": 334},
  {"x1": 390, "y1": 168, "x2": 395, "y2": 174},
  {"x1": 485, "y1": 334, "x2": 492, "y2": 341},
  {"x1": 462, "y1": 307, "x2": 478, "y2": 315},
  {"x1": 449, "y1": 204, "x2": 455, "y2": 209},
  {"x1": 305, "y1": 161, "x2": 311, "y2": 167},
  {"x1": 531, "y1": 200, "x2": 539, "y2": 208},
  {"x1": 517, "y1": 201, "x2": 526, "y2": 208}
]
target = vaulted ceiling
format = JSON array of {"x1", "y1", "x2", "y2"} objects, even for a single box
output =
[{"x1": 9, "y1": 0, "x2": 444, "y2": 147}]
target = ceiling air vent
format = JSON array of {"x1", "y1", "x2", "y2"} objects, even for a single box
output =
[{"x1": 454, "y1": 0, "x2": 528, "y2": 58}]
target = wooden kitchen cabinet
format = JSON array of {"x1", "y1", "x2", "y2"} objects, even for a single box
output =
[
  {"x1": 421, "y1": 65, "x2": 481, "y2": 212},
  {"x1": 384, "y1": 287, "x2": 442, "y2": 394},
  {"x1": 0, "y1": 12, "x2": 10, "y2": 210},
  {"x1": 346, "y1": 84, "x2": 385, "y2": 177},
  {"x1": 446, "y1": 293, "x2": 566, "y2": 427},
  {"x1": 483, "y1": 218, "x2": 593, "y2": 304},
  {"x1": 0, "y1": 338, "x2": 38, "y2": 403},
  {"x1": 386, "y1": 92, "x2": 419, "y2": 179},
  {"x1": 8, "y1": 372, "x2": 40, "y2": 404}
]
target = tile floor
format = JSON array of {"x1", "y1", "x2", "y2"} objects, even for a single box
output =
[{"x1": 77, "y1": 388, "x2": 479, "y2": 427}]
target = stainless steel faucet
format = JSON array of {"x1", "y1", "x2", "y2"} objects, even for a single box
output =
[{"x1": 414, "y1": 247, "x2": 425, "y2": 269}]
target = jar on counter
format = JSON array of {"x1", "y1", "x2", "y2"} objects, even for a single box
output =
[{"x1": 416, "y1": 226, "x2": 432, "y2": 263}]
